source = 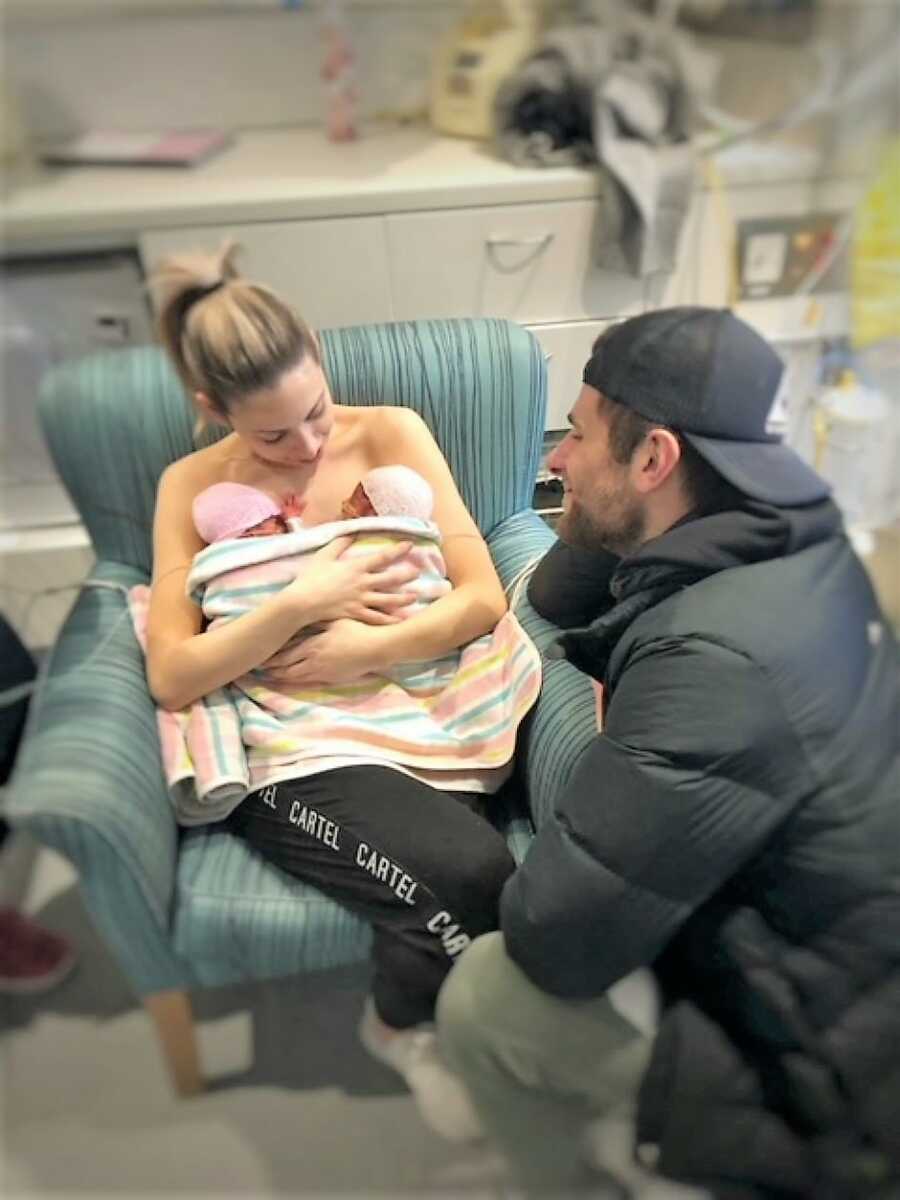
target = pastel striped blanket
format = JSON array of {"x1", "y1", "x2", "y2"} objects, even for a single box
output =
[{"x1": 129, "y1": 515, "x2": 541, "y2": 826}]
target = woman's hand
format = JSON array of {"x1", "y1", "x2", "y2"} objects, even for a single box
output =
[
  {"x1": 283, "y1": 537, "x2": 417, "y2": 627},
  {"x1": 264, "y1": 619, "x2": 385, "y2": 686}
]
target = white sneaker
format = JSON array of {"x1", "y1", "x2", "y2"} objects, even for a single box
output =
[{"x1": 358, "y1": 997, "x2": 484, "y2": 1144}]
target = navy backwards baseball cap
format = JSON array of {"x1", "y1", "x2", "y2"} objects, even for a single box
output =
[{"x1": 582, "y1": 307, "x2": 830, "y2": 506}]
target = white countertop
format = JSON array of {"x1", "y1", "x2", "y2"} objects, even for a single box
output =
[
  {"x1": 2, "y1": 125, "x2": 601, "y2": 249},
  {"x1": 1, "y1": 121, "x2": 837, "y2": 252}
]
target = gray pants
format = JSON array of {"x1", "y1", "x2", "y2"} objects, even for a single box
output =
[{"x1": 437, "y1": 931, "x2": 653, "y2": 1198}]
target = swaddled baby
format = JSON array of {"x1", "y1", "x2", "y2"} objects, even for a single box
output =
[
  {"x1": 192, "y1": 464, "x2": 434, "y2": 543},
  {"x1": 136, "y1": 463, "x2": 539, "y2": 827}
]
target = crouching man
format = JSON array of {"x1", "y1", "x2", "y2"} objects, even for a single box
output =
[{"x1": 438, "y1": 308, "x2": 900, "y2": 1200}]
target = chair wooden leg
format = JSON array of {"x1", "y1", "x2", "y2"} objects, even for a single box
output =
[{"x1": 144, "y1": 989, "x2": 205, "y2": 1098}]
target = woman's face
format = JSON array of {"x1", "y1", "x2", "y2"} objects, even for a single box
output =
[{"x1": 226, "y1": 357, "x2": 335, "y2": 469}]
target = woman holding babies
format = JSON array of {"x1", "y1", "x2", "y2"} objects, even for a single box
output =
[{"x1": 146, "y1": 243, "x2": 536, "y2": 1140}]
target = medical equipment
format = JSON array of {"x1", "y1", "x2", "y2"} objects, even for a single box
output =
[{"x1": 429, "y1": 0, "x2": 542, "y2": 139}]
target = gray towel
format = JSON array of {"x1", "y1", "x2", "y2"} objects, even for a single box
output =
[{"x1": 494, "y1": 22, "x2": 698, "y2": 278}]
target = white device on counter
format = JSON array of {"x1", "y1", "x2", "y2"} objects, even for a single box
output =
[{"x1": 429, "y1": 0, "x2": 541, "y2": 140}]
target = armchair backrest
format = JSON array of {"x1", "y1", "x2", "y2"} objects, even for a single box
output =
[{"x1": 39, "y1": 318, "x2": 546, "y2": 574}]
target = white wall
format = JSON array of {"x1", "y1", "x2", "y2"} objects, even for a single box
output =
[
  {"x1": 7, "y1": 0, "x2": 897, "y2": 181},
  {"x1": 5, "y1": 4, "x2": 464, "y2": 143},
  {"x1": 7, "y1": 0, "x2": 898, "y2": 166}
]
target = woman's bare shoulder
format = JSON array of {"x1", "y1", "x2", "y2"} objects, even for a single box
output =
[
  {"x1": 159, "y1": 436, "x2": 233, "y2": 499},
  {"x1": 329, "y1": 404, "x2": 418, "y2": 465},
  {"x1": 370, "y1": 405, "x2": 424, "y2": 428},
  {"x1": 365, "y1": 405, "x2": 431, "y2": 452}
]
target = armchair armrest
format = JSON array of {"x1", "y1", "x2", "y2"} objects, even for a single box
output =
[
  {"x1": 488, "y1": 513, "x2": 598, "y2": 833},
  {"x1": 4, "y1": 562, "x2": 194, "y2": 994},
  {"x1": 488, "y1": 508, "x2": 556, "y2": 593}
]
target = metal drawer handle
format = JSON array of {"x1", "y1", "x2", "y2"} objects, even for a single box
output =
[{"x1": 485, "y1": 233, "x2": 555, "y2": 249}]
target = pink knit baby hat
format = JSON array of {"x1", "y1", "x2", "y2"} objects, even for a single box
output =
[
  {"x1": 192, "y1": 482, "x2": 282, "y2": 543},
  {"x1": 362, "y1": 466, "x2": 433, "y2": 520}
]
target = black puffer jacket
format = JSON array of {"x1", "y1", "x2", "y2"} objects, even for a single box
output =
[{"x1": 506, "y1": 499, "x2": 900, "y2": 1199}]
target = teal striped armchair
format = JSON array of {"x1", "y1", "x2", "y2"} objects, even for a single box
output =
[{"x1": 4, "y1": 318, "x2": 598, "y2": 1095}]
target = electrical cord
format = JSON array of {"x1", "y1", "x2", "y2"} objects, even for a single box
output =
[
  {"x1": 706, "y1": 40, "x2": 899, "y2": 160},
  {"x1": 0, "y1": 582, "x2": 83, "y2": 648},
  {"x1": 0, "y1": 578, "x2": 133, "y2": 712}
]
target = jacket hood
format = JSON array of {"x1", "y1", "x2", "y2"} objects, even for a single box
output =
[{"x1": 551, "y1": 497, "x2": 844, "y2": 680}]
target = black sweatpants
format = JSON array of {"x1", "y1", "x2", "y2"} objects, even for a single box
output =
[{"x1": 227, "y1": 767, "x2": 516, "y2": 1029}]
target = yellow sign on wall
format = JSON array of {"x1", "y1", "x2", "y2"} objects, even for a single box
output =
[{"x1": 852, "y1": 139, "x2": 900, "y2": 348}]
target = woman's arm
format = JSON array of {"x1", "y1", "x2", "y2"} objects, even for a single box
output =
[
  {"x1": 146, "y1": 461, "x2": 416, "y2": 710},
  {"x1": 365, "y1": 408, "x2": 507, "y2": 667},
  {"x1": 265, "y1": 409, "x2": 507, "y2": 685}
]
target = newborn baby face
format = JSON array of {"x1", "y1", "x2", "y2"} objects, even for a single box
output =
[
  {"x1": 238, "y1": 514, "x2": 291, "y2": 538},
  {"x1": 341, "y1": 482, "x2": 377, "y2": 520}
]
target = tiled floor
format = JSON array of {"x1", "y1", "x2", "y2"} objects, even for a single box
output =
[
  {"x1": 1, "y1": 841, "x2": 509, "y2": 1199},
  {"x1": 1, "y1": 840, "x2": 701, "y2": 1200}
]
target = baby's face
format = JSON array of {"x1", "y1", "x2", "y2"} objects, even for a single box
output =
[
  {"x1": 238, "y1": 515, "x2": 291, "y2": 538},
  {"x1": 341, "y1": 482, "x2": 377, "y2": 520}
]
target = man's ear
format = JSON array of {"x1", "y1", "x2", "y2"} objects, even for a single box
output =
[
  {"x1": 194, "y1": 391, "x2": 229, "y2": 428},
  {"x1": 633, "y1": 428, "x2": 682, "y2": 494}
]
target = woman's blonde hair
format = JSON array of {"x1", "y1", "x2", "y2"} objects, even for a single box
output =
[{"x1": 150, "y1": 241, "x2": 320, "y2": 428}]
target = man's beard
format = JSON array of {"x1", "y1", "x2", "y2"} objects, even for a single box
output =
[{"x1": 558, "y1": 492, "x2": 646, "y2": 559}]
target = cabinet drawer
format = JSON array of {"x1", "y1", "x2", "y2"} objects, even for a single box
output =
[
  {"x1": 528, "y1": 320, "x2": 613, "y2": 432},
  {"x1": 140, "y1": 216, "x2": 393, "y2": 330},
  {"x1": 387, "y1": 201, "x2": 643, "y2": 325}
]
